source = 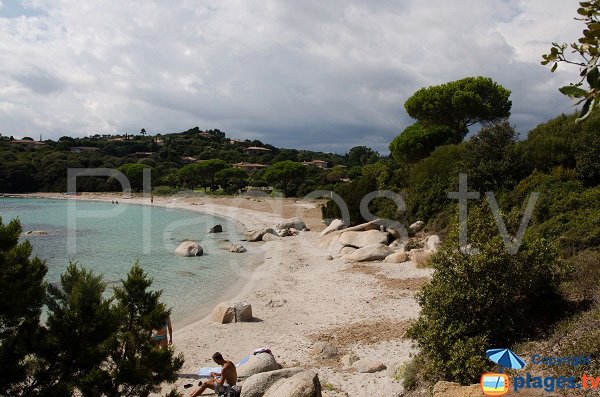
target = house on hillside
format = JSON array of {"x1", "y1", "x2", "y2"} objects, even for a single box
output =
[
  {"x1": 70, "y1": 146, "x2": 101, "y2": 153},
  {"x1": 244, "y1": 146, "x2": 272, "y2": 155},
  {"x1": 181, "y1": 156, "x2": 198, "y2": 164},
  {"x1": 10, "y1": 140, "x2": 46, "y2": 147},
  {"x1": 302, "y1": 160, "x2": 329, "y2": 169},
  {"x1": 232, "y1": 162, "x2": 268, "y2": 172}
]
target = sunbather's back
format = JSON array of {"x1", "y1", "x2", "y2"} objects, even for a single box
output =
[{"x1": 222, "y1": 361, "x2": 237, "y2": 386}]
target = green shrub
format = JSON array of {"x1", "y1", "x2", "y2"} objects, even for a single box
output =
[
  {"x1": 152, "y1": 185, "x2": 179, "y2": 195},
  {"x1": 561, "y1": 250, "x2": 600, "y2": 302},
  {"x1": 408, "y1": 204, "x2": 561, "y2": 384}
]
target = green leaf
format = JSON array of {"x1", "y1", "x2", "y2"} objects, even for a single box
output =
[
  {"x1": 587, "y1": 67, "x2": 600, "y2": 89},
  {"x1": 559, "y1": 85, "x2": 588, "y2": 98},
  {"x1": 576, "y1": 97, "x2": 597, "y2": 123},
  {"x1": 551, "y1": 63, "x2": 558, "y2": 72}
]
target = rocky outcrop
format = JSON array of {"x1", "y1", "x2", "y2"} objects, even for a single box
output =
[
  {"x1": 263, "y1": 233, "x2": 281, "y2": 242},
  {"x1": 409, "y1": 248, "x2": 431, "y2": 267},
  {"x1": 210, "y1": 302, "x2": 253, "y2": 324},
  {"x1": 425, "y1": 234, "x2": 441, "y2": 253},
  {"x1": 432, "y1": 381, "x2": 481, "y2": 397},
  {"x1": 338, "y1": 230, "x2": 389, "y2": 248},
  {"x1": 388, "y1": 240, "x2": 406, "y2": 251},
  {"x1": 247, "y1": 227, "x2": 277, "y2": 242},
  {"x1": 262, "y1": 370, "x2": 322, "y2": 397},
  {"x1": 175, "y1": 241, "x2": 203, "y2": 257},
  {"x1": 208, "y1": 224, "x2": 223, "y2": 233},
  {"x1": 276, "y1": 217, "x2": 307, "y2": 231},
  {"x1": 344, "y1": 220, "x2": 381, "y2": 232},
  {"x1": 339, "y1": 246, "x2": 356, "y2": 256},
  {"x1": 311, "y1": 342, "x2": 338, "y2": 360},
  {"x1": 343, "y1": 244, "x2": 395, "y2": 262},
  {"x1": 241, "y1": 368, "x2": 304, "y2": 397},
  {"x1": 385, "y1": 226, "x2": 406, "y2": 241},
  {"x1": 384, "y1": 252, "x2": 408, "y2": 263},
  {"x1": 320, "y1": 219, "x2": 345, "y2": 237},
  {"x1": 409, "y1": 220, "x2": 425, "y2": 233},
  {"x1": 229, "y1": 243, "x2": 247, "y2": 253},
  {"x1": 355, "y1": 359, "x2": 386, "y2": 373},
  {"x1": 237, "y1": 353, "x2": 282, "y2": 378}
]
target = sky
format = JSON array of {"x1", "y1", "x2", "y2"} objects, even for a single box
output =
[{"x1": 0, "y1": 0, "x2": 584, "y2": 153}]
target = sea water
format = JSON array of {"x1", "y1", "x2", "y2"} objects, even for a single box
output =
[{"x1": 0, "y1": 197, "x2": 250, "y2": 323}]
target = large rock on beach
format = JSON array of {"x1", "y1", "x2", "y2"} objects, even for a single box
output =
[
  {"x1": 263, "y1": 233, "x2": 281, "y2": 242},
  {"x1": 237, "y1": 353, "x2": 282, "y2": 378},
  {"x1": 311, "y1": 342, "x2": 339, "y2": 360},
  {"x1": 175, "y1": 241, "x2": 203, "y2": 257},
  {"x1": 263, "y1": 370, "x2": 322, "y2": 397},
  {"x1": 344, "y1": 220, "x2": 381, "y2": 232},
  {"x1": 276, "y1": 217, "x2": 307, "y2": 231},
  {"x1": 241, "y1": 368, "x2": 304, "y2": 397},
  {"x1": 208, "y1": 224, "x2": 223, "y2": 233},
  {"x1": 355, "y1": 359, "x2": 386, "y2": 373},
  {"x1": 247, "y1": 227, "x2": 277, "y2": 242},
  {"x1": 320, "y1": 219, "x2": 345, "y2": 237},
  {"x1": 409, "y1": 248, "x2": 431, "y2": 267},
  {"x1": 384, "y1": 252, "x2": 408, "y2": 263},
  {"x1": 386, "y1": 226, "x2": 407, "y2": 241},
  {"x1": 229, "y1": 243, "x2": 247, "y2": 253},
  {"x1": 338, "y1": 230, "x2": 389, "y2": 248},
  {"x1": 210, "y1": 301, "x2": 253, "y2": 324},
  {"x1": 343, "y1": 244, "x2": 394, "y2": 262}
]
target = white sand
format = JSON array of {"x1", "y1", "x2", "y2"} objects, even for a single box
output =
[{"x1": 21, "y1": 193, "x2": 431, "y2": 397}]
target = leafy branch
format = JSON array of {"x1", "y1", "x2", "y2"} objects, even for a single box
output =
[{"x1": 542, "y1": 1, "x2": 600, "y2": 122}]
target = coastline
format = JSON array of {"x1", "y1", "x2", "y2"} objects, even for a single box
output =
[
  {"x1": 8, "y1": 192, "x2": 432, "y2": 397},
  {"x1": 4, "y1": 192, "x2": 281, "y2": 330}
]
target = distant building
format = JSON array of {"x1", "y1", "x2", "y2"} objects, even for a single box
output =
[
  {"x1": 228, "y1": 139, "x2": 244, "y2": 145},
  {"x1": 244, "y1": 146, "x2": 272, "y2": 155},
  {"x1": 302, "y1": 160, "x2": 329, "y2": 169},
  {"x1": 181, "y1": 156, "x2": 198, "y2": 164},
  {"x1": 198, "y1": 132, "x2": 212, "y2": 138},
  {"x1": 232, "y1": 162, "x2": 268, "y2": 172},
  {"x1": 70, "y1": 146, "x2": 101, "y2": 153},
  {"x1": 10, "y1": 140, "x2": 46, "y2": 147}
]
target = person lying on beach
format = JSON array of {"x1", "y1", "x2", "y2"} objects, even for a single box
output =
[
  {"x1": 188, "y1": 352, "x2": 237, "y2": 396},
  {"x1": 151, "y1": 316, "x2": 172, "y2": 349}
]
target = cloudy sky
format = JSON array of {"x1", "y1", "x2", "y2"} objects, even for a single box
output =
[{"x1": 0, "y1": 0, "x2": 583, "y2": 153}]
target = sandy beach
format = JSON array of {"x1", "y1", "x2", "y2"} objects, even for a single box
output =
[{"x1": 18, "y1": 192, "x2": 433, "y2": 397}]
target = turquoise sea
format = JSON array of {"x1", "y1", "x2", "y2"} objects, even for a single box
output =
[{"x1": 0, "y1": 197, "x2": 250, "y2": 323}]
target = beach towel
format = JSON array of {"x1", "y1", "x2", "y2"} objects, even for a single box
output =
[{"x1": 196, "y1": 354, "x2": 252, "y2": 378}]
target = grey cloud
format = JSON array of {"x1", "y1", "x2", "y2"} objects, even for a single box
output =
[
  {"x1": 13, "y1": 69, "x2": 65, "y2": 95},
  {"x1": 0, "y1": 0, "x2": 584, "y2": 153}
]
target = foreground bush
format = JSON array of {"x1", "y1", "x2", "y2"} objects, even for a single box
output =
[
  {"x1": 0, "y1": 217, "x2": 184, "y2": 396},
  {"x1": 408, "y1": 204, "x2": 561, "y2": 384}
]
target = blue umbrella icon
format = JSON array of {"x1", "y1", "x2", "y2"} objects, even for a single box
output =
[{"x1": 486, "y1": 348, "x2": 526, "y2": 371}]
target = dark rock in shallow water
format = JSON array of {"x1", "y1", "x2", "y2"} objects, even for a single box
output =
[{"x1": 208, "y1": 224, "x2": 223, "y2": 233}]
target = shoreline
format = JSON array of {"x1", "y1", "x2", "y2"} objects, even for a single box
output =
[
  {"x1": 4, "y1": 192, "x2": 431, "y2": 397},
  {"x1": 3, "y1": 192, "x2": 281, "y2": 330}
]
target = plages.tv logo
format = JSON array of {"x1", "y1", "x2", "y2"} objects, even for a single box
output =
[{"x1": 481, "y1": 348, "x2": 526, "y2": 396}]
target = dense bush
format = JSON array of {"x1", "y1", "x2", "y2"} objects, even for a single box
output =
[
  {"x1": 0, "y1": 218, "x2": 184, "y2": 396},
  {"x1": 408, "y1": 204, "x2": 561, "y2": 384}
]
